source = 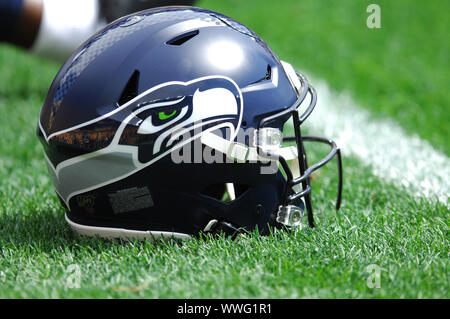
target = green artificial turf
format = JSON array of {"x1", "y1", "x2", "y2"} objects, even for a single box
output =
[{"x1": 0, "y1": 0, "x2": 448, "y2": 298}]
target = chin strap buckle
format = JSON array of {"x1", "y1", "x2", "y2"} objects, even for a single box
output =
[
  {"x1": 203, "y1": 219, "x2": 241, "y2": 239},
  {"x1": 276, "y1": 205, "x2": 304, "y2": 229}
]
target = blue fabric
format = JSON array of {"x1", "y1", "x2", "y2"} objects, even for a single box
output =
[{"x1": 0, "y1": 0, "x2": 24, "y2": 41}]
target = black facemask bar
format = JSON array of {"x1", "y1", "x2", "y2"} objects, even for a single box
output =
[{"x1": 257, "y1": 72, "x2": 343, "y2": 228}]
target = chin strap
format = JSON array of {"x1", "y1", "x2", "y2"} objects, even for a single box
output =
[
  {"x1": 200, "y1": 131, "x2": 298, "y2": 163},
  {"x1": 202, "y1": 219, "x2": 242, "y2": 239}
]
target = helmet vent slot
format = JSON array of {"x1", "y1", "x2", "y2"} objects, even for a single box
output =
[
  {"x1": 264, "y1": 64, "x2": 272, "y2": 81},
  {"x1": 249, "y1": 65, "x2": 272, "y2": 85},
  {"x1": 166, "y1": 30, "x2": 199, "y2": 46},
  {"x1": 118, "y1": 70, "x2": 140, "y2": 106}
]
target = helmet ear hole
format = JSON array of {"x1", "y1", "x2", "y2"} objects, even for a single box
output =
[{"x1": 117, "y1": 70, "x2": 140, "y2": 106}]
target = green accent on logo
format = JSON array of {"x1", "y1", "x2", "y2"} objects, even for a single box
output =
[{"x1": 158, "y1": 110, "x2": 177, "y2": 120}]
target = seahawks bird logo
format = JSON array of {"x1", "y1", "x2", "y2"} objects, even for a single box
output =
[
  {"x1": 41, "y1": 76, "x2": 243, "y2": 206},
  {"x1": 118, "y1": 76, "x2": 243, "y2": 163}
]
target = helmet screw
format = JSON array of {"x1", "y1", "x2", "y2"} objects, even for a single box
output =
[{"x1": 256, "y1": 204, "x2": 264, "y2": 217}]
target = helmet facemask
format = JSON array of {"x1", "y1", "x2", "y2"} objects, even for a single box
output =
[
  {"x1": 258, "y1": 63, "x2": 343, "y2": 229},
  {"x1": 202, "y1": 61, "x2": 343, "y2": 231}
]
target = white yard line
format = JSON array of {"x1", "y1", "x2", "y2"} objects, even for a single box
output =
[{"x1": 300, "y1": 78, "x2": 449, "y2": 206}]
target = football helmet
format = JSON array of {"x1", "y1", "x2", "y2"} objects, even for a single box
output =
[{"x1": 37, "y1": 6, "x2": 342, "y2": 240}]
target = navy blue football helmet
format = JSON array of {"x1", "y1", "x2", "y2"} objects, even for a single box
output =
[{"x1": 37, "y1": 6, "x2": 342, "y2": 240}]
